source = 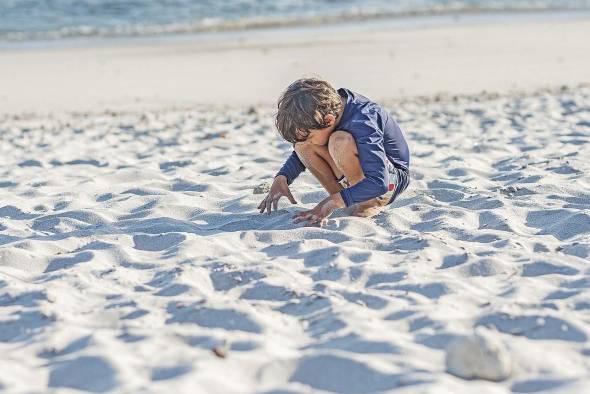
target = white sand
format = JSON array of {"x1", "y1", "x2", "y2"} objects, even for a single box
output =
[{"x1": 1, "y1": 13, "x2": 590, "y2": 394}]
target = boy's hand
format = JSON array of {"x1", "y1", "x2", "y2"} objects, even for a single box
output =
[
  {"x1": 258, "y1": 175, "x2": 297, "y2": 214},
  {"x1": 293, "y1": 193, "x2": 345, "y2": 226}
]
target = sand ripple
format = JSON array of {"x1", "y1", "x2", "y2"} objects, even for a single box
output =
[{"x1": 1, "y1": 88, "x2": 589, "y2": 392}]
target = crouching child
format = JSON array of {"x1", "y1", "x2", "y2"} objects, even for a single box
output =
[{"x1": 258, "y1": 78, "x2": 411, "y2": 225}]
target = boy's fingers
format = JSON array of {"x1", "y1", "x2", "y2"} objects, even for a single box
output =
[
  {"x1": 261, "y1": 196, "x2": 271, "y2": 213},
  {"x1": 310, "y1": 214, "x2": 326, "y2": 225},
  {"x1": 258, "y1": 196, "x2": 267, "y2": 212},
  {"x1": 272, "y1": 194, "x2": 280, "y2": 212},
  {"x1": 307, "y1": 216, "x2": 321, "y2": 226},
  {"x1": 292, "y1": 210, "x2": 309, "y2": 219},
  {"x1": 265, "y1": 194, "x2": 274, "y2": 214},
  {"x1": 293, "y1": 212, "x2": 311, "y2": 223},
  {"x1": 266, "y1": 193, "x2": 280, "y2": 214},
  {"x1": 286, "y1": 189, "x2": 297, "y2": 204}
]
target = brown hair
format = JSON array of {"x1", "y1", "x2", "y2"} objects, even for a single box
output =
[{"x1": 275, "y1": 78, "x2": 343, "y2": 144}]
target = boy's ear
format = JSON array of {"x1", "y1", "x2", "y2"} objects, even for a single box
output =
[{"x1": 325, "y1": 114, "x2": 336, "y2": 127}]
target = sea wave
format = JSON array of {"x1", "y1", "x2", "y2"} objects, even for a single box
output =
[{"x1": 1, "y1": 1, "x2": 589, "y2": 42}]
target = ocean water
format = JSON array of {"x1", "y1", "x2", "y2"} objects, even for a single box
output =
[{"x1": 1, "y1": 0, "x2": 589, "y2": 42}]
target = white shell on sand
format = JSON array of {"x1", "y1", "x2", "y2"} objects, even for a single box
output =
[{"x1": 446, "y1": 328, "x2": 512, "y2": 381}]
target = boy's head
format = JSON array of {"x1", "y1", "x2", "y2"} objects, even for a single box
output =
[{"x1": 275, "y1": 78, "x2": 343, "y2": 144}]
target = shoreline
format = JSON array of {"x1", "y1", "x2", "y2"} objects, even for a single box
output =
[
  {"x1": 1, "y1": 9, "x2": 590, "y2": 52},
  {"x1": 1, "y1": 11, "x2": 590, "y2": 115}
]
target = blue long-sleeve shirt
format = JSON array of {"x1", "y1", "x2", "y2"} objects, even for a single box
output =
[{"x1": 276, "y1": 88, "x2": 410, "y2": 207}]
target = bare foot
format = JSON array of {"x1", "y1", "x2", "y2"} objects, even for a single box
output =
[{"x1": 344, "y1": 188, "x2": 394, "y2": 218}]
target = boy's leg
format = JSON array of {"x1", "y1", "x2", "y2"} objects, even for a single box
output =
[
  {"x1": 295, "y1": 131, "x2": 389, "y2": 218},
  {"x1": 294, "y1": 141, "x2": 344, "y2": 195},
  {"x1": 327, "y1": 131, "x2": 389, "y2": 217}
]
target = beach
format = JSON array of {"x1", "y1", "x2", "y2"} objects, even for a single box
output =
[
  {"x1": 2, "y1": 11, "x2": 590, "y2": 114},
  {"x1": 1, "y1": 11, "x2": 590, "y2": 394}
]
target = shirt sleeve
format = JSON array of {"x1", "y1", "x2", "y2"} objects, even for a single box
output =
[
  {"x1": 276, "y1": 150, "x2": 306, "y2": 185},
  {"x1": 339, "y1": 128, "x2": 389, "y2": 207}
]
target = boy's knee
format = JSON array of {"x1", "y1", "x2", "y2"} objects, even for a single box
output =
[
  {"x1": 329, "y1": 130, "x2": 353, "y2": 146},
  {"x1": 328, "y1": 131, "x2": 354, "y2": 157}
]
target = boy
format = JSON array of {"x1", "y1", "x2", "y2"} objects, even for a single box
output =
[{"x1": 258, "y1": 78, "x2": 410, "y2": 225}]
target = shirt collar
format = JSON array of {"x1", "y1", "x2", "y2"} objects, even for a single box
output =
[{"x1": 336, "y1": 88, "x2": 353, "y2": 127}]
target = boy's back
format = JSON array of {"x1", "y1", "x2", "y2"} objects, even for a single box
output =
[{"x1": 337, "y1": 88, "x2": 409, "y2": 171}]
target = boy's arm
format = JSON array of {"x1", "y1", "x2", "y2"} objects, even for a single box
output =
[
  {"x1": 276, "y1": 151, "x2": 306, "y2": 185},
  {"x1": 339, "y1": 130, "x2": 389, "y2": 207}
]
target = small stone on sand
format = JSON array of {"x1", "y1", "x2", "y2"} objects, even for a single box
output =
[
  {"x1": 253, "y1": 182, "x2": 271, "y2": 194},
  {"x1": 446, "y1": 327, "x2": 511, "y2": 381}
]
